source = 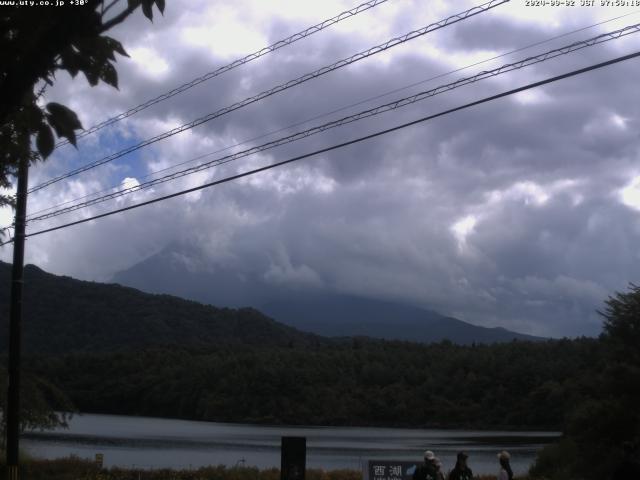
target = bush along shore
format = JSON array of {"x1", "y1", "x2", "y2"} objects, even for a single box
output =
[{"x1": 12, "y1": 456, "x2": 531, "y2": 480}]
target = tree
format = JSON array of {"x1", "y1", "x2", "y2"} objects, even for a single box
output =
[
  {"x1": 601, "y1": 283, "x2": 640, "y2": 367},
  {"x1": 0, "y1": 0, "x2": 166, "y2": 218},
  {"x1": 0, "y1": 0, "x2": 166, "y2": 435},
  {"x1": 530, "y1": 283, "x2": 640, "y2": 480},
  {"x1": 596, "y1": 283, "x2": 640, "y2": 452},
  {"x1": 0, "y1": 366, "x2": 74, "y2": 449}
]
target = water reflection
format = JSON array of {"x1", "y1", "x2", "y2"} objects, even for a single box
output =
[{"x1": 23, "y1": 413, "x2": 559, "y2": 475}]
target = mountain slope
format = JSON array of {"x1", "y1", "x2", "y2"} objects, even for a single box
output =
[
  {"x1": 0, "y1": 261, "x2": 318, "y2": 354},
  {"x1": 260, "y1": 295, "x2": 542, "y2": 343},
  {"x1": 112, "y1": 247, "x2": 545, "y2": 344}
]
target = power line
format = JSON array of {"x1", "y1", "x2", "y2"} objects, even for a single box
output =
[
  {"x1": 35, "y1": 0, "x2": 508, "y2": 191},
  {"x1": 5, "y1": 49, "x2": 637, "y2": 245},
  {"x1": 29, "y1": 0, "x2": 509, "y2": 194},
  {"x1": 54, "y1": 0, "x2": 393, "y2": 148},
  {"x1": 26, "y1": 22, "x2": 640, "y2": 223},
  {"x1": 26, "y1": 9, "x2": 640, "y2": 220}
]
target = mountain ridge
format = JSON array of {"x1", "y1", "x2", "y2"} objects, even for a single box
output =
[
  {"x1": 0, "y1": 261, "x2": 319, "y2": 354},
  {"x1": 111, "y1": 248, "x2": 545, "y2": 344},
  {"x1": 0, "y1": 259, "x2": 544, "y2": 352}
]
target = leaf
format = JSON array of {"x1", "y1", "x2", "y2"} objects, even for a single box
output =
[
  {"x1": 103, "y1": 36, "x2": 129, "y2": 58},
  {"x1": 46, "y1": 103, "x2": 83, "y2": 147},
  {"x1": 155, "y1": 0, "x2": 165, "y2": 14},
  {"x1": 60, "y1": 48, "x2": 81, "y2": 78},
  {"x1": 141, "y1": 0, "x2": 153, "y2": 21},
  {"x1": 46, "y1": 103, "x2": 83, "y2": 131},
  {"x1": 46, "y1": 114, "x2": 68, "y2": 143},
  {"x1": 103, "y1": 42, "x2": 116, "y2": 61},
  {"x1": 92, "y1": 36, "x2": 121, "y2": 61},
  {"x1": 65, "y1": 130, "x2": 78, "y2": 148},
  {"x1": 83, "y1": 67, "x2": 100, "y2": 86},
  {"x1": 99, "y1": 63, "x2": 119, "y2": 89},
  {"x1": 36, "y1": 123, "x2": 55, "y2": 159}
]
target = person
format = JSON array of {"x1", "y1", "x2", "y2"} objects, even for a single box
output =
[
  {"x1": 413, "y1": 450, "x2": 439, "y2": 480},
  {"x1": 448, "y1": 451, "x2": 473, "y2": 480},
  {"x1": 497, "y1": 450, "x2": 513, "y2": 480},
  {"x1": 434, "y1": 457, "x2": 445, "y2": 480}
]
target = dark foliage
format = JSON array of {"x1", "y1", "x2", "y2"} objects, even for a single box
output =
[
  {"x1": 0, "y1": 260, "x2": 602, "y2": 431},
  {"x1": 0, "y1": 0, "x2": 165, "y2": 218},
  {"x1": 25, "y1": 337, "x2": 599, "y2": 430},
  {"x1": 9, "y1": 455, "x2": 362, "y2": 480},
  {"x1": 0, "y1": 365, "x2": 73, "y2": 447},
  {"x1": 0, "y1": 262, "x2": 320, "y2": 354},
  {"x1": 530, "y1": 283, "x2": 640, "y2": 480}
]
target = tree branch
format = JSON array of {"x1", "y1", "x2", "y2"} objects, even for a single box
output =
[
  {"x1": 101, "y1": 0, "x2": 121, "y2": 18},
  {"x1": 99, "y1": 2, "x2": 138, "y2": 33}
]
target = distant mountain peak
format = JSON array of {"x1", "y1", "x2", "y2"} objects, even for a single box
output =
[{"x1": 111, "y1": 253, "x2": 546, "y2": 345}]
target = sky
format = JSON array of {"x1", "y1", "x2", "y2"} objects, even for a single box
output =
[{"x1": 2, "y1": 0, "x2": 640, "y2": 337}]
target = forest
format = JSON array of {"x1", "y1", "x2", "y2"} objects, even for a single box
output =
[
  {"x1": 11, "y1": 283, "x2": 640, "y2": 480},
  {"x1": 0, "y1": 262, "x2": 321, "y2": 355},
  {"x1": 25, "y1": 338, "x2": 598, "y2": 430},
  {"x1": 1, "y1": 260, "x2": 639, "y2": 479}
]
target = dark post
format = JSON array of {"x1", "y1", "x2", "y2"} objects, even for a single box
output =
[
  {"x1": 6, "y1": 156, "x2": 29, "y2": 480},
  {"x1": 281, "y1": 436, "x2": 306, "y2": 480}
]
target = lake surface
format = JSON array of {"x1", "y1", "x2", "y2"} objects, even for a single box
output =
[{"x1": 23, "y1": 413, "x2": 558, "y2": 475}]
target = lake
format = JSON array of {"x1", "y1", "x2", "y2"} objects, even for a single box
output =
[{"x1": 23, "y1": 413, "x2": 558, "y2": 476}]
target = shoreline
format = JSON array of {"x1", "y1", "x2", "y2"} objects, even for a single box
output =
[
  {"x1": 10, "y1": 456, "x2": 530, "y2": 480},
  {"x1": 44, "y1": 411, "x2": 564, "y2": 435}
]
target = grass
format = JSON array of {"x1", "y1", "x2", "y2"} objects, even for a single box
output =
[{"x1": 2, "y1": 456, "x2": 533, "y2": 480}]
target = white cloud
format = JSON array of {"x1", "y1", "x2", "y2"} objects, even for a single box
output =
[
  {"x1": 619, "y1": 175, "x2": 640, "y2": 211},
  {"x1": 121, "y1": 177, "x2": 140, "y2": 189},
  {"x1": 4, "y1": 0, "x2": 640, "y2": 337},
  {"x1": 128, "y1": 47, "x2": 170, "y2": 79},
  {"x1": 263, "y1": 244, "x2": 323, "y2": 289},
  {"x1": 451, "y1": 214, "x2": 477, "y2": 252}
]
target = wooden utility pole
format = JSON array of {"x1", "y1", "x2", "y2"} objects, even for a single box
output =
[{"x1": 6, "y1": 156, "x2": 29, "y2": 480}]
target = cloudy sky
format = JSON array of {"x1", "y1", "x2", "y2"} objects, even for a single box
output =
[{"x1": 2, "y1": 0, "x2": 640, "y2": 337}]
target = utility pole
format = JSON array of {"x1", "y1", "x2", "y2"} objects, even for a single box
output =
[{"x1": 6, "y1": 156, "x2": 29, "y2": 480}]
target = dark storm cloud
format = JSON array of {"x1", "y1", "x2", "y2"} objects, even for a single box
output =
[
  {"x1": 6, "y1": 0, "x2": 640, "y2": 337},
  {"x1": 444, "y1": 14, "x2": 556, "y2": 51}
]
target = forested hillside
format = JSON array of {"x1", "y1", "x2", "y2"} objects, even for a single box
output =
[
  {"x1": 0, "y1": 262, "x2": 318, "y2": 354},
  {"x1": 3, "y1": 262, "x2": 636, "y2": 480},
  {"x1": 27, "y1": 337, "x2": 599, "y2": 429},
  {"x1": 1, "y1": 261, "x2": 544, "y2": 352}
]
